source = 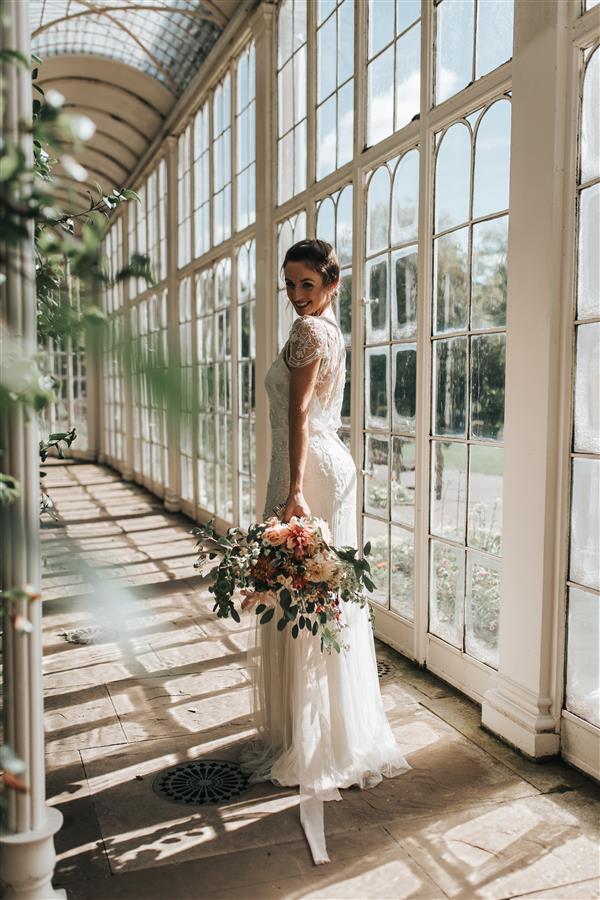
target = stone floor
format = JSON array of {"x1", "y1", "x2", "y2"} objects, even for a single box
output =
[{"x1": 36, "y1": 460, "x2": 599, "y2": 899}]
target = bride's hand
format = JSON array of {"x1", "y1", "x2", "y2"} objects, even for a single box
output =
[{"x1": 281, "y1": 490, "x2": 311, "y2": 523}]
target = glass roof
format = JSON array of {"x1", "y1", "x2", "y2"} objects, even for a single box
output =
[{"x1": 29, "y1": 0, "x2": 226, "y2": 96}]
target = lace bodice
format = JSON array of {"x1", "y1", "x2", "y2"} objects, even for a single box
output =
[{"x1": 266, "y1": 311, "x2": 345, "y2": 435}]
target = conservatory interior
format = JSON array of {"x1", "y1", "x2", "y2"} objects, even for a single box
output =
[{"x1": 1, "y1": 0, "x2": 599, "y2": 897}]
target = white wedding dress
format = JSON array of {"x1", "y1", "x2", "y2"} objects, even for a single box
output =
[{"x1": 240, "y1": 307, "x2": 411, "y2": 864}]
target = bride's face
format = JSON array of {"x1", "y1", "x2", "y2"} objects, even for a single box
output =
[{"x1": 284, "y1": 260, "x2": 336, "y2": 317}]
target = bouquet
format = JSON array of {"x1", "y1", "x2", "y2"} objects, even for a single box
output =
[{"x1": 192, "y1": 514, "x2": 375, "y2": 654}]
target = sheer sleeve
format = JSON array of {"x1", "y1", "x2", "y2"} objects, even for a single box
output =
[{"x1": 285, "y1": 316, "x2": 329, "y2": 368}]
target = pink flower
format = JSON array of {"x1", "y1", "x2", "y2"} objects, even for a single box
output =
[{"x1": 263, "y1": 521, "x2": 292, "y2": 546}]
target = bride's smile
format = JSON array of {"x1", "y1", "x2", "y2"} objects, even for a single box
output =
[{"x1": 284, "y1": 259, "x2": 338, "y2": 318}]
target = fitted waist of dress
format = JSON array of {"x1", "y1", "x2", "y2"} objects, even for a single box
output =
[{"x1": 271, "y1": 423, "x2": 341, "y2": 438}]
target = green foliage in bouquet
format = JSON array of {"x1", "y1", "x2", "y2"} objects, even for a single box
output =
[{"x1": 192, "y1": 516, "x2": 376, "y2": 654}]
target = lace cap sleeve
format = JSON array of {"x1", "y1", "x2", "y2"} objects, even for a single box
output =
[{"x1": 285, "y1": 315, "x2": 329, "y2": 368}]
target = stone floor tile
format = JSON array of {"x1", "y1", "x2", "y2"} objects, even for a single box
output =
[
  {"x1": 419, "y1": 695, "x2": 595, "y2": 794},
  {"x1": 44, "y1": 684, "x2": 128, "y2": 752},
  {"x1": 387, "y1": 790, "x2": 599, "y2": 899},
  {"x1": 512, "y1": 878, "x2": 600, "y2": 898},
  {"x1": 46, "y1": 751, "x2": 111, "y2": 884},
  {"x1": 106, "y1": 668, "x2": 253, "y2": 741}
]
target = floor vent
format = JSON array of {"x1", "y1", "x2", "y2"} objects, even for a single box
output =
[{"x1": 153, "y1": 760, "x2": 250, "y2": 806}]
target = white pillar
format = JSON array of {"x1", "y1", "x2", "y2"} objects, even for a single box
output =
[
  {"x1": 481, "y1": 0, "x2": 571, "y2": 758},
  {"x1": 252, "y1": 2, "x2": 276, "y2": 520},
  {"x1": 0, "y1": 1, "x2": 65, "y2": 896}
]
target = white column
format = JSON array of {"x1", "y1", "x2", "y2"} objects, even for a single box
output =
[
  {"x1": 0, "y1": 1, "x2": 65, "y2": 896},
  {"x1": 120, "y1": 207, "x2": 135, "y2": 482},
  {"x1": 253, "y1": 3, "x2": 276, "y2": 519},
  {"x1": 481, "y1": 0, "x2": 572, "y2": 758},
  {"x1": 164, "y1": 136, "x2": 182, "y2": 512}
]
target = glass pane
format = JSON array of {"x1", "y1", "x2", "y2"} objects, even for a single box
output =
[
  {"x1": 369, "y1": 0, "x2": 395, "y2": 58},
  {"x1": 433, "y1": 337, "x2": 467, "y2": 437},
  {"x1": 294, "y1": 46, "x2": 307, "y2": 123},
  {"x1": 337, "y1": 185, "x2": 353, "y2": 265},
  {"x1": 471, "y1": 333, "x2": 505, "y2": 441},
  {"x1": 367, "y1": 166, "x2": 390, "y2": 254},
  {"x1": 363, "y1": 517, "x2": 389, "y2": 605},
  {"x1": 368, "y1": 44, "x2": 394, "y2": 146},
  {"x1": 577, "y1": 183, "x2": 600, "y2": 319},
  {"x1": 429, "y1": 539, "x2": 464, "y2": 648},
  {"x1": 339, "y1": 272, "x2": 352, "y2": 339},
  {"x1": 392, "y1": 344, "x2": 417, "y2": 434},
  {"x1": 365, "y1": 255, "x2": 389, "y2": 342},
  {"x1": 433, "y1": 227, "x2": 469, "y2": 334},
  {"x1": 294, "y1": 120, "x2": 307, "y2": 194},
  {"x1": 391, "y1": 149, "x2": 419, "y2": 245},
  {"x1": 465, "y1": 550, "x2": 501, "y2": 668},
  {"x1": 396, "y1": 0, "x2": 421, "y2": 33},
  {"x1": 338, "y1": 0, "x2": 354, "y2": 85},
  {"x1": 317, "y1": 196, "x2": 335, "y2": 244},
  {"x1": 395, "y1": 21, "x2": 420, "y2": 131},
  {"x1": 435, "y1": 123, "x2": 471, "y2": 231},
  {"x1": 473, "y1": 100, "x2": 511, "y2": 218},
  {"x1": 337, "y1": 79, "x2": 354, "y2": 168},
  {"x1": 570, "y1": 457, "x2": 600, "y2": 591},
  {"x1": 279, "y1": 58, "x2": 293, "y2": 136},
  {"x1": 471, "y1": 216, "x2": 508, "y2": 329},
  {"x1": 317, "y1": 11, "x2": 336, "y2": 102},
  {"x1": 317, "y1": 94, "x2": 337, "y2": 180},
  {"x1": 391, "y1": 436, "x2": 415, "y2": 527},
  {"x1": 317, "y1": 0, "x2": 336, "y2": 26},
  {"x1": 391, "y1": 525, "x2": 414, "y2": 621},
  {"x1": 581, "y1": 47, "x2": 599, "y2": 184},
  {"x1": 278, "y1": 132, "x2": 293, "y2": 205},
  {"x1": 468, "y1": 444, "x2": 503, "y2": 556},
  {"x1": 364, "y1": 434, "x2": 389, "y2": 516},
  {"x1": 436, "y1": 0, "x2": 474, "y2": 104},
  {"x1": 574, "y1": 323, "x2": 600, "y2": 454},
  {"x1": 476, "y1": 0, "x2": 514, "y2": 79},
  {"x1": 430, "y1": 439, "x2": 467, "y2": 542},
  {"x1": 293, "y1": 0, "x2": 307, "y2": 52},
  {"x1": 392, "y1": 247, "x2": 418, "y2": 340},
  {"x1": 365, "y1": 346, "x2": 389, "y2": 428},
  {"x1": 566, "y1": 586, "x2": 600, "y2": 728},
  {"x1": 342, "y1": 348, "x2": 351, "y2": 424}
]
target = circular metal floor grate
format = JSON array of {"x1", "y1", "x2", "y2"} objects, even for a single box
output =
[
  {"x1": 62, "y1": 626, "x2": 118, "y2": 645},
  {"x1": 377, "y1": 660, "x2": 392, "y2": 678},
  {"x1": 153, "y1": 760, "x2": 250, "y2": 806}
]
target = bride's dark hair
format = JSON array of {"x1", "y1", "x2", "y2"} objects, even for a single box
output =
[{"x1": 281, "y1": 239, "x2": 340, "y2": 294}]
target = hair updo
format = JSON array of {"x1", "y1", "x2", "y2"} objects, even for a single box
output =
[{"x1": 281, "y1": 239, "x2": 340, "y2": 296}]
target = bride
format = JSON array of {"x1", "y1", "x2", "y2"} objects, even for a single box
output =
[{"x1": 240, "y1": 238, "x2": 411, "y2": 864}]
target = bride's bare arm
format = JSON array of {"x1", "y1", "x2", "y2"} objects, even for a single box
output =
[{"x1": 281, "y1": 357, "x2": 321, "y2": 521}]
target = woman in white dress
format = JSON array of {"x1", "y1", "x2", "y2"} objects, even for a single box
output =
[{"x1": 240, "y1": 239, "x2": 411, "y2": 864}]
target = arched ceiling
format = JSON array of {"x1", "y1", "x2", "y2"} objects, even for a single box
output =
[{"x1": 28, "y1": 0, "x2": 243, "y2": 211}]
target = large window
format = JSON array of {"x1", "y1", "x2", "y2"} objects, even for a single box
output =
[
  {"x1": 565, "y1": 44, "x2": 599, "y2": 729},
  {"x1": 178, "y1": 277, "x2": 194, "y2": 501},
  {"x1": 316, "y1": 0, "x2": 354, "y2": 180},
  {"x1": 213, "y1": 74, "x2": 232, "y2": 246},
  {"x1": 362, "y1": 150, "x2": 419, "y2": 623},
  {"x1": 193, "y1": 101, "x2": 210, "y2": 259},
  {"x1": 277, "y1": 0, "x2": 307, "y2": 205},
  {"x1": 429, "y1": 98, "x2": 511, "y2": 668},
  {"x1": 367, "y1": 0, "x2": 420, "y2": 146},
  {"x1": 236, "y1": 42, "x2": 256, "y2": 231},
  {"x1": 102, "y1": 217, "x2": 124, "y2": 463},
  {"x1": 236, "y1": 240, "x2": 256, "y2": 527},
  {"x1": 178, "y1": 124, "x2": 192, "y2": 268},
  {"x1": 434, "y1": 0, "x2": 513, "y2": 106}
]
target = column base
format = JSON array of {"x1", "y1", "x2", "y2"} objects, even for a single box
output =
[
  {"x1": 0, "y1": 806, "x2": 66, "y2": 899},
  {"x1": 482, "y1": 675, "x2": 560, "y2": 759},
  {"x1": 120, "y1": 466, "x2": 134, "y2": 482},
  {"x1": 164, "y1": 490, "x2": 181, "y2": 513}
]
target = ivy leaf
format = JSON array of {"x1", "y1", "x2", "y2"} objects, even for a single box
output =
[
  {"x1": 260, "y1": 608, "x2": 275, "y2": 624},
  {"x1": 255, "y1": 603, "x2": 266, "y2": 615},
  {"x1": 363, "y1": 541, "x2": 372, "y2": 556},
  {"x1": 230, "y1": 607, "x2": 240, "y2": 624},
  {"x1": 291, "y1": 624, "x2": 299, "y2": 639},
  {"x1": 363, "y1": 576, "x2": 375, "y2": 592},
  {"x1": 277, "y1": 617, "x2": 287, "y2": 631}
]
